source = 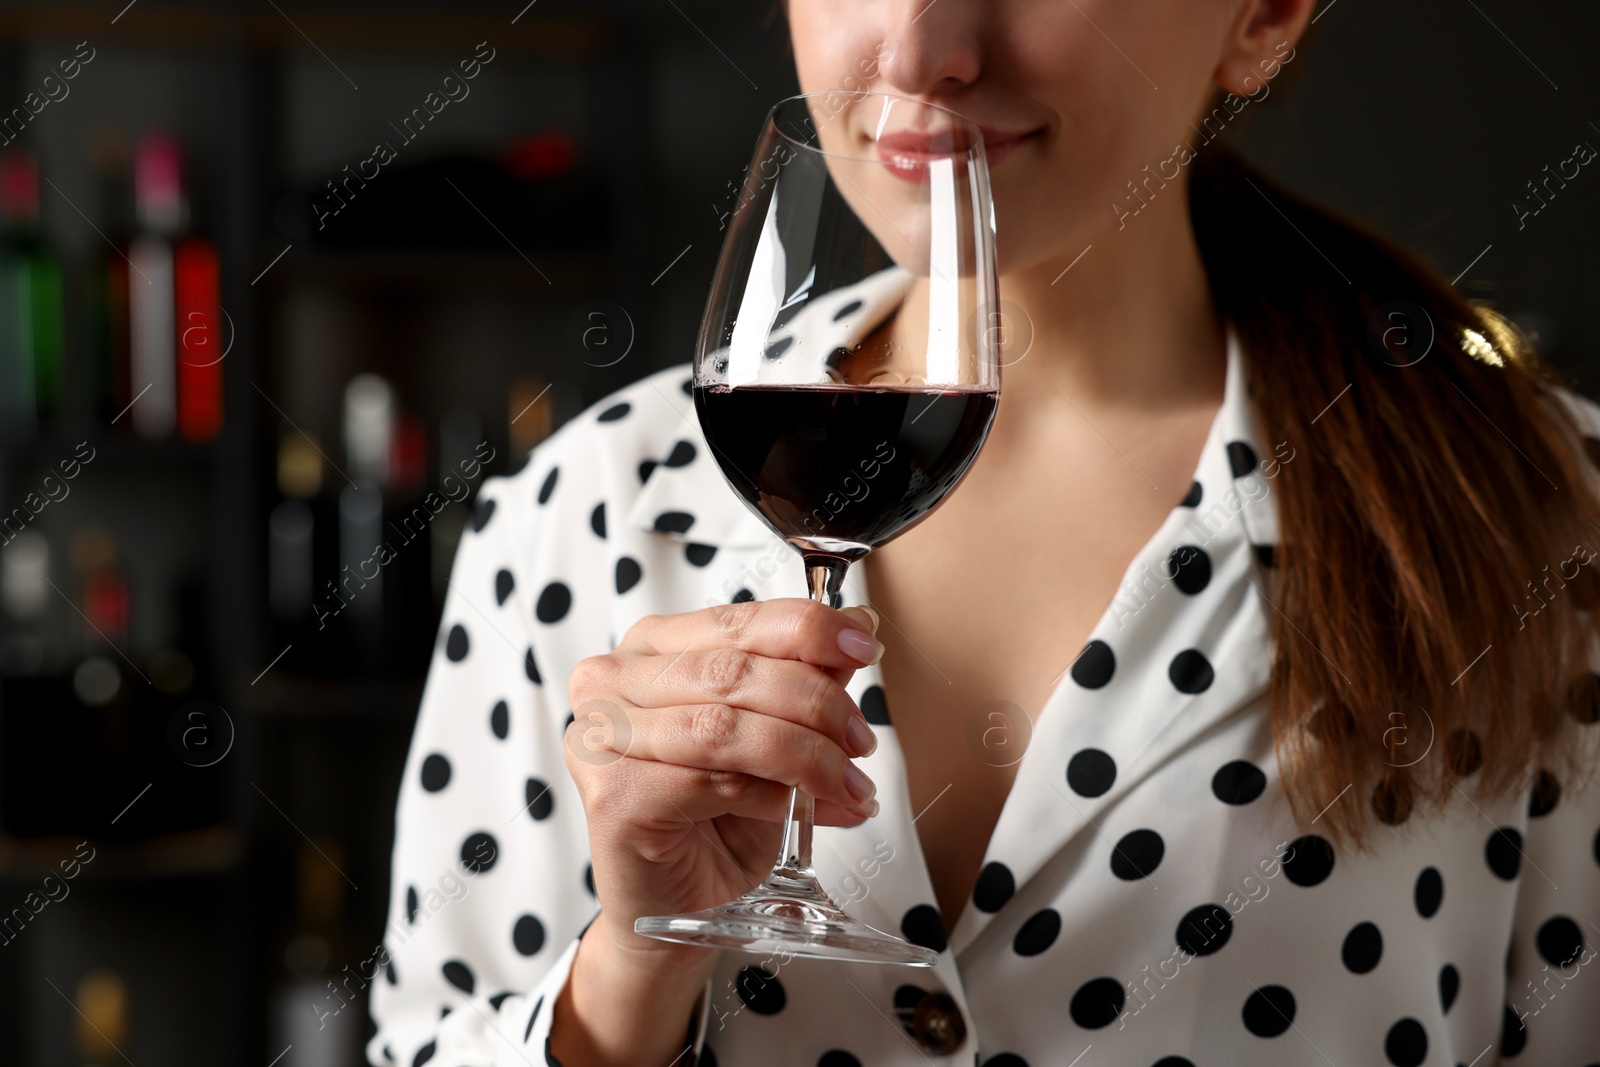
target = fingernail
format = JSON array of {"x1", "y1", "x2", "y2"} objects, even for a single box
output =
[
  {"x1": 837, "y1": 627, "x2": 884, "y2": 665},
  {"x1": 844, "y1": 763, "x2": 876, "y2": 803},
  {"x1": 846, "y1": 714, "x2": 878, "y2": 757},
  {"x1": 851, "y1": 797, "x2": 880, "y2": 819}
]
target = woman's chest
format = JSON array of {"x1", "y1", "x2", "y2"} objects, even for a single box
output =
[{"x1": 698, "y1": 709, "x2": 1532, "y2": 1066}]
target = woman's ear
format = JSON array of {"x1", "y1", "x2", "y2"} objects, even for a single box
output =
[{"x1": 1214, "y1": 0, "x2": 1315, "y2": 97}]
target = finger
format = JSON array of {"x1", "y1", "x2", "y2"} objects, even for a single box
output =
[
  {"x1": 615, "y1": 761, "x2": 877, "y2": 826},
  {"x1": 622, "y1": 598, "x2": 884, "y2": 671},
  {"x1": 584, "y1": 703, "x2": 877, "y2": 811},
  {"x1": 608, "y1": 648, "x2": 873, "y2": 757}
]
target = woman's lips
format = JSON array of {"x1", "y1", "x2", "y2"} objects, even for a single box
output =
[{"x1": 873, "y1": 127, "x2": 1039, "y2": 181}]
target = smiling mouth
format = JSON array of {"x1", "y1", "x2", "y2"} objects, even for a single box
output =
[{"x1": 873, "y1": 128, "x2": 1040, "y2": 180}]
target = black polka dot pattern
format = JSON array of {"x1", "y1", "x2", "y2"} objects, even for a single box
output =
[
  {"x1": 441, "y1": 960, "x2": 474, "y2": 994},
  {"x1": 1211, "y1": 761, "x2": 1266, "y2": 805},
  {"x1": 1485, "y1": 828, "x2": 1522, "y2": 880},
  {"x1": 1168, "y1": 649, "x2": 1214, "y2": 694},
  {"x1": 1283, "y1": 835, "x2": 1335, "y2": 887},
  {"x1": 1500, "y1": 1005, "x2": 1527, "y2": 1056},
  {"x1": 460, "y1": 832, "x2": 498, "y2": 875},
  {"x1": 512, "y1": 915, "x2": 546, "y2": 956},
  {"x1": 1241, "y1": 985, "x2": 1295, "y2": 1037},
  {"x1": 1069, "y1": 977, "x2": 1125, "y2": 1030},
  {"x1": 1167, "y1": 546, "x2": 1211, "y2": 595},
  {"x1": 1341, "y1": 921, "x2": 1382, "y2": 974},
  {"x1": 973, "y1": 862, "x2": 1015, "y2": 913},
  {"x1": 1175, "y1": 903, "x2": 1232, "y2": 957},
  {"x1": 1226, "y1": 441, "x2": 1258, "y2": 477},
  {"x1": 535, "y1": 582, "x2": 572, "y2": 623},
  {"x1": 525, "y1": 778, "x2": 554, "y2": 820},
  {"x1": 1071, "y1": 640, "x2": 1115, "y2": 688},
  {"x1": 444, "y1": 624, "x2": 469, "y2": 662},
  {"x1": 471, "y1": 497, "x2": 495, "y2": 533},
  {"x1": 420, "y1": 754, "x2": 451, "y2": 792},
  {"x1": 1013, "y1": 909, "x2": 1061, "y2": 956},
  {"x1": 817, "y1": 1052, "x2": 860, "y2": 1067},
  {"x1": 734, "y1": 966, "x2": 785, "y2": 1015},
  {"x1": 1110, "y1": 829, "x2": 1164, "y2": 880},
  {"x1": 1535, "y1": 915, "x2": 1583, "y2": 967},
  {"x1": 1384, "y1": 1018, "x2": 1427, "y2": 1067},
  {"x1": 1414, "y1": 868, "x2": 1443, "y2": 918},
  {"x1": 1529, "y1": 769, "x2": 1561, "y2": 817},
  {"x1": 1066, "y1": 749, "x2": 1116, "y2": 797},
  {"x1": 900, "y1": 904, "x2": 947, "y2": 953},
  {"x1": 1438, "y1": 964, "x2": 1459, "y2": 1013},
  {"x1": 374, "y1": 366, "x2": 1600, "y2": 1062},
  {"x1": 653, "y1": 511, "x2": 695, "y2": 534},
  {"x1": 860, "y1": 685, "x2": 891, "y2": 726}
]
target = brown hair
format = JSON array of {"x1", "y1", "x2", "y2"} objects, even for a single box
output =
[{"x1": 1190, "y1": 145, "x2": 1600, "y2": 846}]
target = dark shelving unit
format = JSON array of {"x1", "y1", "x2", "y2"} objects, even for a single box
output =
[{"x1": 0, "y1": 2, "x2": 725, "y2": 1062}]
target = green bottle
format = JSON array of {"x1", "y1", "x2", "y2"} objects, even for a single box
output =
[{"x1": 0, "y1": 148, "x2": 65, "y2": 429}]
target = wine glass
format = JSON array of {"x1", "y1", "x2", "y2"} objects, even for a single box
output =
[{"x1": 633, "y1": 91, "x2": 1002, "y2": 966}]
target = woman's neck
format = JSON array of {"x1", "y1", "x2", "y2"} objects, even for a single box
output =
[{"x1": 995, "y1": 180, "x2": 1227, "y2": 429}]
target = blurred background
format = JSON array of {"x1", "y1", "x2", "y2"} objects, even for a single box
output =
[{"x1": 0, "y1": 0, "x2": 1593, "y2": 1063}]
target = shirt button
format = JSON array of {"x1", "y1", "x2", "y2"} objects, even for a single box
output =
[{"x1": 911, "y1": 991, "x2": 967, "y2": 1055}]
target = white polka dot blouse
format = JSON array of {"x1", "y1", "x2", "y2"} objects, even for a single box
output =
[{"x1": 368, "y1": 330, "x2": 1600, "y2": 1066}]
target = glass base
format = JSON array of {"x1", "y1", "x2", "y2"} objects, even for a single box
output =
[{"x1": 634, "y1": 866, "x2": 939, "y2": 966}]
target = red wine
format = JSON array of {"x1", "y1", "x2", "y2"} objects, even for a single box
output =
[{"x1": 694, "y1": 384, "x2": 998, "y2": 561}]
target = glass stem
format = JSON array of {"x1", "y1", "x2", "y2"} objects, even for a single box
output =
[{"x1": 773, "y1": 555, "x2": 850, "y2": 875}]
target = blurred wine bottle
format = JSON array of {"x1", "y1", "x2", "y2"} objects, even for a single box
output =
[
  {"x1": 0, "y1": 147, "x2": 65, "y2": 434},
  {"x1": 126, "y1": 131, "x2": 223, "y2": 441},
  {"x1": 271, "y1": 838, "x2": 361, "y2": 1067},
  {"x1": 74, "y1": 968, "x2": 129, "y2": 1067},
  {"x1": 89, "y1": 129, "x2": 134, "y2": 424}
]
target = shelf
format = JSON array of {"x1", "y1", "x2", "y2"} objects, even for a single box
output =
[
  {"x1": 240, "y1": 672, "x2": 424, "y2": 719},
  {"x1": 271, "y1": 246, "x2": 608, "y2": 294},
  {"x1": 0, "y1": 5, "x2": 616, "y2": 57},
  {"x1": 0, "y1": 826, "x2": 244, "y2": 882},
  {"x1": 0, "y1": 432, "x2": 215, "y2": 471}
]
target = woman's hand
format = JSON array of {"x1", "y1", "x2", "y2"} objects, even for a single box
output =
[
  {"x1": 552, "y1": 598, "x2": 884, "y2": 1065},
  {"x1": 564, "y1": 597, "x2": 884, "y2": 967}
]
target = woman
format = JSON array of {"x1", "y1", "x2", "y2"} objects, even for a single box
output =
[{"x1": 369, "y1": 0, "x2": 1600, "y2": 1064}]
